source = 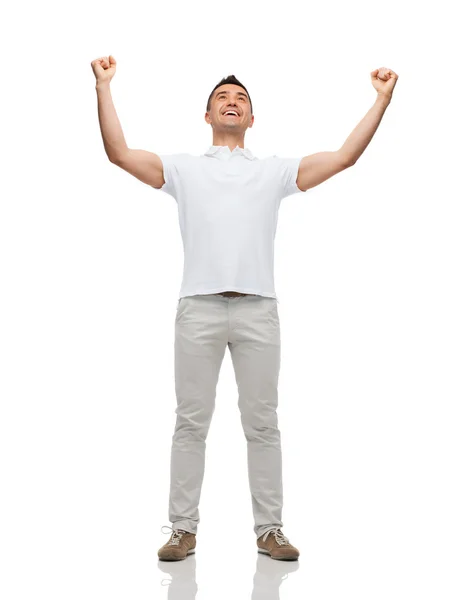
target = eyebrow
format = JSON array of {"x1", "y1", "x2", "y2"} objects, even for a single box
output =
[{"x1": 215, "y1": 90, "x2": 248, "y2": 99}]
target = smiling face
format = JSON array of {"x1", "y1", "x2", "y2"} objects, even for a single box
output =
[{"x1": 205, "y1": 84, "x2": 254, "y2": 134}]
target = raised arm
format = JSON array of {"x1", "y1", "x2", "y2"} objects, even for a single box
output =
[
  {"x1": 91, "y1": 55, "x2": 165, "y2": 189},
  {"x1": 296, "y1": 67, "x2": 398, "y2": 192}
]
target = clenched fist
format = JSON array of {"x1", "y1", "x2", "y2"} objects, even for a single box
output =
[
  {"x1": 91, "y1": 55, "x2": 116, "y2": 85},
  {"x1": 371, "y1": 67, "x2": 399, "y2": 99}
]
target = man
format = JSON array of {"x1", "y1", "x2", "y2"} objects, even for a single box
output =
[{"x1": 91, "y1": 56, "x2": 398, "y2": 562}]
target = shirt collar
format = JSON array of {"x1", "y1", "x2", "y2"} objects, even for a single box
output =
[{"x1": 204, "y1": 145, "x2": 255, "y2": 161}]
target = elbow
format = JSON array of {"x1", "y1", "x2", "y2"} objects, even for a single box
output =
[
  {"x1": 108, "y1": 154, "x2": 122, "y2": 165},
  {"x1": 338, "y1": 150, "x2": 356, "y2": 168},
  {"x1": 108, "y1": 149, "x2": 129, "y2": 165}
]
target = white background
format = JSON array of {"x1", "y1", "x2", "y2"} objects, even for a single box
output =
[{"x1": 1, "y1": 0, "x2": 470, "y2": 598}]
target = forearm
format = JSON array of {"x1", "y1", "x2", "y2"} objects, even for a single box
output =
[
  {"x1": 95, "y1": 82, "x2": 128, "y2": 162},
  {"x1": 339, "y1": 93, "x2": 391, "y2": 165}
]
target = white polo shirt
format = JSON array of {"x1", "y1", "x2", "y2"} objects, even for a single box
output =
[{"x1": 158, "y1": 145, "x2": 306, "y2": 301}]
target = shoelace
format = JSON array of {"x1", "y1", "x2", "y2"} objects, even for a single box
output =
[
  {"x1": 161, "y1": 524, "x2": 187, "y2": 545},
  {"x1": 262, "y1": 527, "x2": 290, "y2": 545}
]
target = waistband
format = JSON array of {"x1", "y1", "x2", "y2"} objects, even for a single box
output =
[
  {"x1": 215, "y1": 292, "x2": 255, "y2": 298},
  {"x1": 176, "y1": 293, "x2": 279, "y2": 309}
]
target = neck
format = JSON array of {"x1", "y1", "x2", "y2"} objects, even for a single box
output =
[{"x1": 212, "y1": 134, "x2": 246, "y2": 151}]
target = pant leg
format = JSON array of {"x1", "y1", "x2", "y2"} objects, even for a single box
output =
[
  {"x1": 169, "y1": 295, "x2": 228, "y2": 534},
  {"x1": 228, "y1": 296, "x2": 283, "y2": 539}
]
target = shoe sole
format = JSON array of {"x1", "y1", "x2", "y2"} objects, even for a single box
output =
[
  {"x1": 257, "y1": 548, "x2": 299, "y2": 560},
  {"x1": 158, "y1": 549, "x2": 196, "y2": 561}
]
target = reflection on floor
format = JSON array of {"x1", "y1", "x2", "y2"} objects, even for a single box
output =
[{"x1": 158, "y1": 551, "x2": 299, "y2": 599}]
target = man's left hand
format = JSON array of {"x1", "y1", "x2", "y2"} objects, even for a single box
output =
[{"x1": 371, "y1": 67, "x2": 399, "y2": 99}]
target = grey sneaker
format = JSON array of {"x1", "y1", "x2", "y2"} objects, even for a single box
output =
[{"x1": 158, "y1": 525, "x2": 196, "y2": 561}]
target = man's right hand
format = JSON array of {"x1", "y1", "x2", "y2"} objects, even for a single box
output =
[{"x1": 91, "y1": 55, "x2": 116, "y2": 85}]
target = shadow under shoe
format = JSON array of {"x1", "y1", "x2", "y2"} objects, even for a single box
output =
[
  {"x1": 159, "y1": 553, "x2": 198, "y2": 600},
  {"x1": 158, "y1": 525, "x2": 196, "y2": 561},
  {"x1": 252, "y1": 553, "x2": 299, "y2": 600}
]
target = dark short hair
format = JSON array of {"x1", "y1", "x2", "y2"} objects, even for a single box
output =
[{"x1": 206, "y1": 75, "x2": 253, "y2": 115}]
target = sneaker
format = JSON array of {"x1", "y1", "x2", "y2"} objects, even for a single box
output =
[
  {"x1": 257, "y1": 528, "x2": 300, "y2": 560},
  {"x1": 158, "y1": 525, "x2": 196, "y2": 561}
]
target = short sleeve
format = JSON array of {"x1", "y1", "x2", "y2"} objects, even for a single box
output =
[
  {"x1": 274, "y1": 156, "x2": 306, "y2": 199},
  {"x1": 157, "y1": 153, "x2": 188, "y2": 201}
]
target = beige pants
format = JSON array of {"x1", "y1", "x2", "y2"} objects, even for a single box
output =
[{"x1": 168, "y1": 293, "x2": 283, "y2": 539}]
